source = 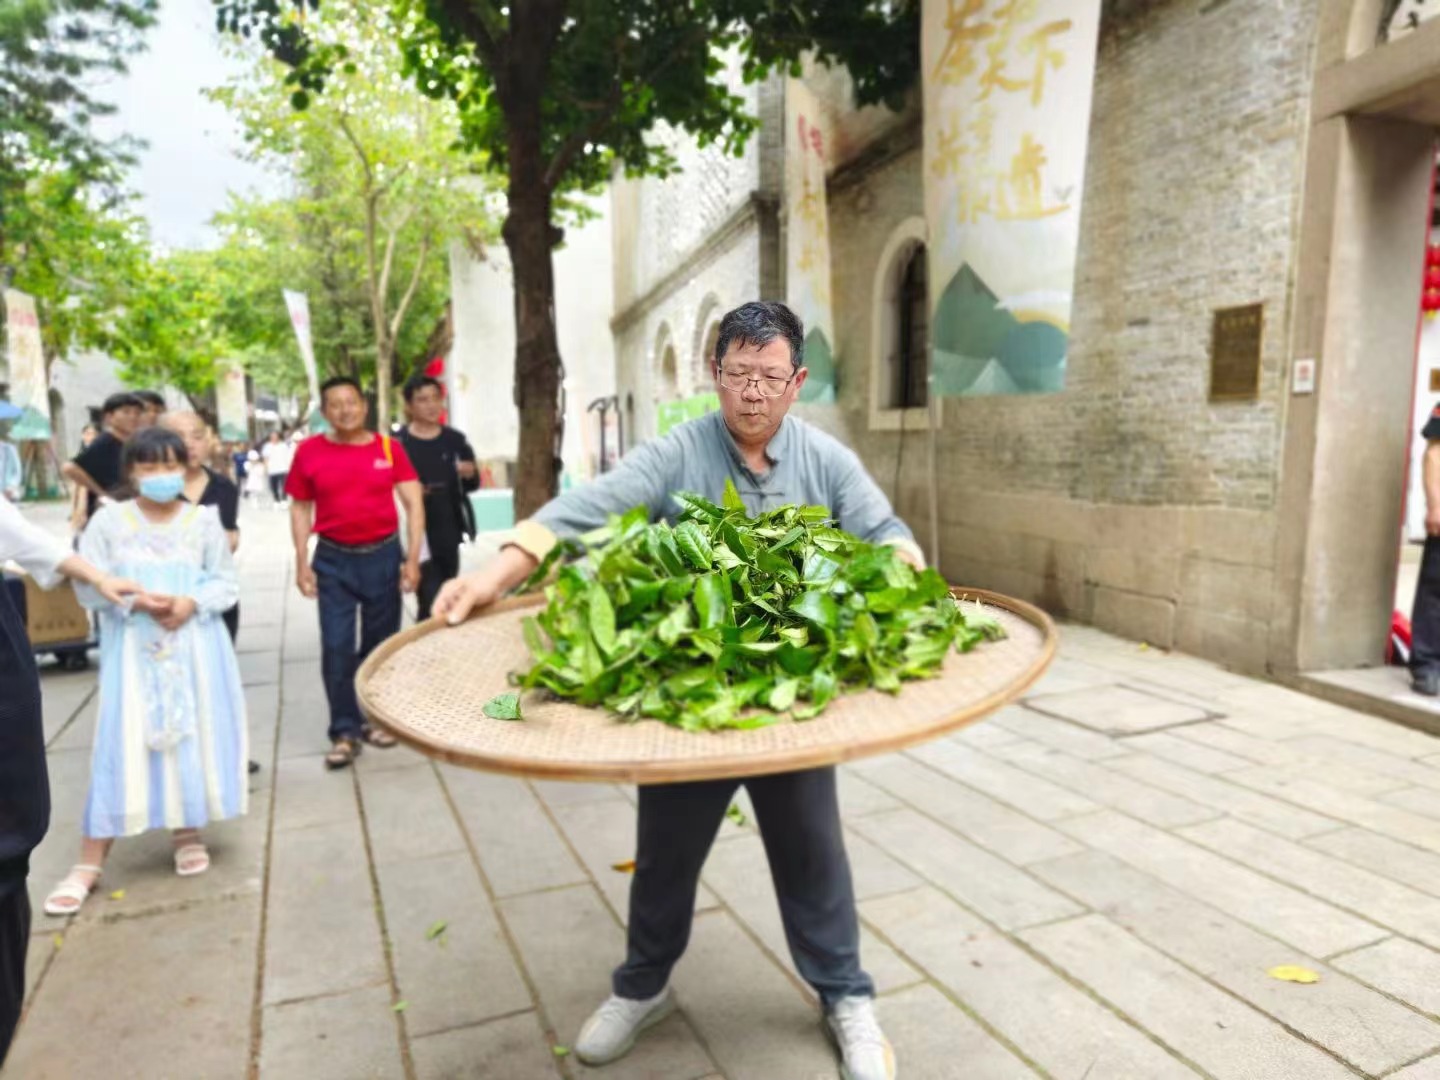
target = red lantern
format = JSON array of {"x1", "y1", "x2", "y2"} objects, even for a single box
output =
[
  {"x1": 1429, "y1": 244, "x2": 1440, "y2": 268},
  {"x1": 1424, "y1": 288, "x2": 1440, "y2": 314},
  {"x1": 1428, "y1": 268, "x2": 1440, "y2": 290}
]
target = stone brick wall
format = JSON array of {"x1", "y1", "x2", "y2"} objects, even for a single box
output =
[{"x1": 610, "y1": 0, "x2": 1328, "y2": 671}]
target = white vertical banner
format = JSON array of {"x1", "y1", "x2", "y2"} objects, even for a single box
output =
[
  {"x1": 3, "y1": 289, "x2": 51, "y2": 440},
  {"x1": 215, "y1": 361, "x2": 249, "y2": 442},
  {"x1": 784, "y1": 78, "x2": 837, "y2": 404},
  {"x1": 282, "y1": 288, "x2": 321, "y2": 403},
  {"x1": 923, "y1": 0, "x2": 1101, "y2": 396}
]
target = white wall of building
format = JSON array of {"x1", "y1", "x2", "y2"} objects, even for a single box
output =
[{"x1": 447, "y1": 197, "x2": 615, "y2": 482}]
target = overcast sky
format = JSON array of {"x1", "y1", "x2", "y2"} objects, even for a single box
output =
[{"x1": 96, "y1": 0, "x2": 276, "y2": 250}]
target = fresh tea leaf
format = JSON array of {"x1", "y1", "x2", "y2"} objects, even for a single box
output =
[{"x1": 482, "y1": 692, "x2": 523, "y2": 721}]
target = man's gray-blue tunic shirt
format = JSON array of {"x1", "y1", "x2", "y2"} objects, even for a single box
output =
[{"x1": 533, "y1": 410, "x2": 913, "y2": 545}]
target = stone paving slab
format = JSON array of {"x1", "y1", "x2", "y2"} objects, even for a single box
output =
[
  {"x1": 1057, "y1": 810, "x2": 1387, "y2": 958},
  {"x1": 862, "y1": 886, "x2": 1199, "y2": 1079},
  {"x1": 263, "y1": 816, "x2": 389, "y2": 1005},
  {"x1": 1033, "y1": 849, "x2": 1440, "y2": 1075},
  {"x1": 373, "y1": 851, "x2": 531, "y2": 1039},
  {"x1": 409, "y1": 1012, "x2": 562, "y2": 1080},
  {"x1": 8, "y1": 897, "x2": 260, "y2": 1079},
  {"x1": 857, "y1": 755, "x2": 1081, "y2": 865},
  {"x1": 1307, "y1": 827, "x2": 1440, "y2": 898},
  {"x1": 1180, "y1": 817, "x2": 1440, "y2": 950},
  {"x1": 1333, "y1": 937, "x2": 1440, "y2": 1017},
  {"x1": 260, "y1": 983, "x2": 405, "y2": 1080},
  {"x1": 439, "y1": 765, "x2": 589, "y2": 899},
  {"x1": 1021, "y1": 913, "x2": 1356, "y2": 1080},
  {"x1": 852, "y1": 808, "x2": 1081, "y2": 931},
  {"x1": 1024, "y1": 683, "x2": 1213, "y2": 735},
  {"x1": 1103, "y1": 751, "x2": 1339, "y2": 838}
]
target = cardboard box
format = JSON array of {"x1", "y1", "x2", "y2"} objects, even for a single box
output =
[{"x1": 19, "y1": 574, "x2": 92, "y2": 647}]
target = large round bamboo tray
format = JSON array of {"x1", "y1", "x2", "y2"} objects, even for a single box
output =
[{"x1": 356, "y1": 588, "x2": 1055, "y2": 784}]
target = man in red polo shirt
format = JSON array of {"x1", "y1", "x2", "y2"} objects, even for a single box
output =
[{"x1": 286, "y1": 376, "x2": 426, "y2": 769}]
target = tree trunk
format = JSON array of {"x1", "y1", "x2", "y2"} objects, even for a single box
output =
[
  {"x1": 375, "y1": 332, "x2": 393, "y2": 430},
  {"x1": 505, "y1": 142, "x2": 564, "y2": 520}
]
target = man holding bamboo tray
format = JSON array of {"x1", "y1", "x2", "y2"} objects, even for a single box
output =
[{"x1": 436, "y1": 301, "x2": 921, "y2": 1080}]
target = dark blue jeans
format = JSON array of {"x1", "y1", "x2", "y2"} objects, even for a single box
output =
[{"x1": 313, "y1": 537, "x2": 401, "y2": 741}]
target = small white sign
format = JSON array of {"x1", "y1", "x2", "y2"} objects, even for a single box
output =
[{"x1": 1293, "y1": 358, "x2": 1316, "y2": 395}]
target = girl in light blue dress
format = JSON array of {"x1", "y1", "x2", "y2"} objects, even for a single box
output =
[{"x1": 43, "y1": 427, "x2": 248, "y2": 915}]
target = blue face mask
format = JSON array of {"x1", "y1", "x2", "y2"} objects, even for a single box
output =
[{"x1": 137, "y1": 472, "x2": 185, "y2": 503}]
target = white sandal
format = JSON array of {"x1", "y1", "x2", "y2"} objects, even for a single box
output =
[
  {"x1": 43, "y1": 864, "x2": 103, "y2": 916},
  {"x1": 174, "y1": 842, "x2": 210, "y2": 877}
]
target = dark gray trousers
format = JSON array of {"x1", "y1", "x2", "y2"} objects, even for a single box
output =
[{"x1": 612, "y1": 766, "x2": 873, "y2": 1008}]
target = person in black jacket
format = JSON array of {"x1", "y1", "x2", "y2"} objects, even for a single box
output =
[
  {"x1": 397, "y1": 375, "x2": 478, "y2": 621},
  {"x1": 0, "y1": 500, "x2": 139, "y2": 1064}
]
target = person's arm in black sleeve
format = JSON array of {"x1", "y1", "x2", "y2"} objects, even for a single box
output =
[{"x1": 455, "y1": 431, "x2": 480, "y2": 494}]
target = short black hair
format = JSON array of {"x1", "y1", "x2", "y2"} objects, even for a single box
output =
[
  {"x1": 121, "y1": 425, "x2": 188, "y2": 475},
  {"x1": 101, "y1": 392, "x2": 143, "y2": 416},
  {"x1": 403, "y1": 374, "x2": 442, "y2": 402},
  {"x1": 714, "y1": 301, "x2": 805, "y2": 371},
  {"x1": 320, "y1": 376, "x2": 363, "y2": 406},
  {"x1": 133, "y1": 390, "x2": 166, "y2": 409}
]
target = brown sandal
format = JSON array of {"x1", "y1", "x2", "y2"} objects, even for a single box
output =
[
  {"x1": 360, "y1": 726, "x2": 397, "y2": 750},
  {"x1": 325, "y1": 737, "x2": 362, "y2": 770}
]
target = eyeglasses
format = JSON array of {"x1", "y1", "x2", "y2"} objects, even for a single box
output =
[{"x1": 718, "y1": 369, "x2": 795, "y2": 398}]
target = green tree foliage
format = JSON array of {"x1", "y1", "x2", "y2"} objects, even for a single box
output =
[
  {"x1": 214, "y1": 0, "x2": 918, "y2": 517},
  {"x1": 210, "y1": 4, "x2": 495, "y2": 425},
  {"x1": 5, "y1": 169, "x2": 147, "y2": 368},
  {"x1": 0, "y1": 0, "x2": 158, "y2": 260}
]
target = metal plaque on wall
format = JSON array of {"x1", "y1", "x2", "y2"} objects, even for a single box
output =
[{"x1": 1209, "y1": 303, "x2": 1264, "y2": 402}]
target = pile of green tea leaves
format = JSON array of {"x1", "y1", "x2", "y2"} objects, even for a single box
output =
[{"x1": 489, "y1": 481, "x2": 1004, "y2": 731}]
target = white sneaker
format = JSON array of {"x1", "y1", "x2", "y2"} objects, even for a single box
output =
[
  {"x1": 574, "y1": 988, "x2": 676, "y2": 1065},
  {"x1": 827, "y1": 996, "x2": 896, "y2": 1080}
]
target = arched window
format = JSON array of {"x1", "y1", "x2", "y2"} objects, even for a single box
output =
[
  {"x1": 893, "y1": 246, "x2": 929, "y2": 409},
  {"x1": 701, "y1": 322, "x2": 721, "y2": 382}
]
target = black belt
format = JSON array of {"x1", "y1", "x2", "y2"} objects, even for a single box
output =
[{"x1": 316, "y1": 532, "x2": 398, "y2": 555}]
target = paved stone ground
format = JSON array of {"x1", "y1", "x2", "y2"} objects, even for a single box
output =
[{"x1": 10, "y1": 505, "x2": 1440, "y2": 1078}]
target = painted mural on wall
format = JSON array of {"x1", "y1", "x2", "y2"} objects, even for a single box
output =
[
  {"x1": 3, "y1": 289, "x2": 51, "y2": 440},
  {"x1": 785, "y1": 79, "x2": 837, "y2": 404},
  {"x1": 922, "y1": 0, "x2": 1101, "y2": 396}
]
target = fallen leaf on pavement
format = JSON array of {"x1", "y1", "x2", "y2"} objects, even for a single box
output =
[
  {"x1": 611, "y1": 860, "x2": 636, "y2": 873},
  {"x1": 552, "y1": 1046, "x2": 570, "y2": 1058},
  {"x1": 426, "y1": 920, "x2": 448, "y2": 941},
  {"x1": 1267, "y1": 965, "x2": 1319, "y2": 984},
  {"x1": 726, "y1": 803, "x2": 748, "y2": 827},
  {"x1": 393, "y1": 1001, "x2": 409, "y2": 1013},
  {"x1": 109, "y1": 889, "x2": 125, "y2": 901}
]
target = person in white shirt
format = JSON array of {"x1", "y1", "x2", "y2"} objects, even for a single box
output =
[
  {"x1": 0, "y1": 498, "x2": 139, "y2": 1065},
  {"x1": 260, "y1": 432, "x2": 295, "y2": 506}
]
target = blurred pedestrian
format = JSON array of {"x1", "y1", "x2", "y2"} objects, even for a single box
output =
[
  {"x1": 42, "y1": 427, "x2": 249, "y2": 917},
  {"x1": 397, "y1": 374, "x2": 478, "y2": 620},
  {"x1": 0, "y1": 498, "x2": 141, "y2": 1065},
  {"x1": 231, "y1": 442, "x2": 250, "y2": 493},
  {"x1": 62, "y1": 392, "x2": 143, "y2": 531},
  {"x1": 78, "y1": 424, "x2": 97, "y2": 450},
  {"x1": 261, "y1": 431, "x2": 294, "y2": 508},
  {"x1": 133, "y1": 390, "x2": 166, "y2": 429},
  {"x1": 286, "y1": 376, "x2": 424, "y2": 769}
]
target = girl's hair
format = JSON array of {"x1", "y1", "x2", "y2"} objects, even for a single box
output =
[{"x1": 115, "y1": 427, "x2": 188, "y2": 499}]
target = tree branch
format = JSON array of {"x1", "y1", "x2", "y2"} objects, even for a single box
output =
[
  {"x1": 376, "y1": 202, "x2": 415, "y2": 309},
  {"x1": 542, "y1": 26, "x2": 708, "y2": 191},
  {"x1": 389, "y1": 233, "x2": 431, "y2": 342}
]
